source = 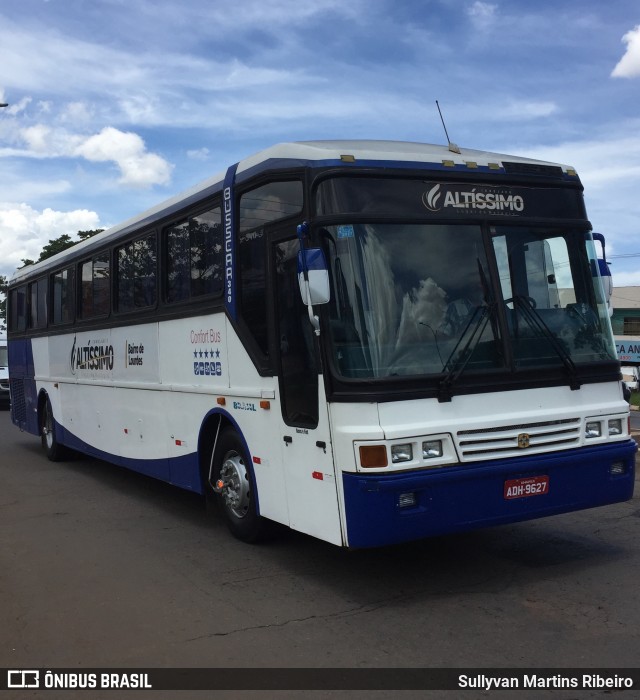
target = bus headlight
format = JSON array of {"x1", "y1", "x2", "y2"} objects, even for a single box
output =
[
  {"x1": 391, "y1": 443, "x2": 413, "y2": 463},
  {"x1": 585, "y1": 421, "x2": 601, "y2": 439},
  {"x1": 422, "y1": 440, "x2": 443, "y2": 459},
  {"x1": 608, "y1": 419, "x2": 622, "y2": 436}
]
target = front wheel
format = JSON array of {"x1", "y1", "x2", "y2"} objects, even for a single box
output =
[
  {"x1": 211, "y1": 429, "x2": 274, "y2": 543},
  {"x1": 40, "y1": 396, "x2": 69, "y2": 462}
]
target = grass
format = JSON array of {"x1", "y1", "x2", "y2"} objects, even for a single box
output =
[{"x1": 630, "y1": 391, "x2": 640, "y2": 409}]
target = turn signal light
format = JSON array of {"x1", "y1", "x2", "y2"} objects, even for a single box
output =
[{"x1": 359, "y1": 445, "x2": 388, "y2": 468}]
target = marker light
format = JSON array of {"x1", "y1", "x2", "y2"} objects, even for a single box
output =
[
  {"x1": 359, "y1": 445, "x2": 388, "y2": 469},
  {"x1": 391, "y1": 443, "x2": 413, "y2": 463},
  {"x1": 423, "y1": 440, "x2": 443, "y2": 459},
  {"x1": 608, "y1": 419, "x2": 622, "y2": 436},
  {"x1": 585, "y1": 422, "x2": 601, "y2": 439}
]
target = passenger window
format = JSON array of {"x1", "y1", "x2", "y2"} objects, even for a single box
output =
[
  {"x1": 165, "y1": 206, "x2": 223, "y2": 303},
  {"x1": 9, "y1": 286, "x2": 27, "y2": 332},
  {"x1": 52, "y1": 267, "x2": 75, "y2": 325},
  {"x1": 28, "y1": 278, "x2": 48, "y2": 329},
  {"x1": 117, "y1": 234, "x2": 157, "y2": 312},
  {"x1": 80, "y1": 254, "x2": 110, "y2": 318}
]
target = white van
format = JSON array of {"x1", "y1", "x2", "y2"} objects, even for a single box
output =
[{"x1": 0, "y1": 337, "x2": 8, "y2": 407}]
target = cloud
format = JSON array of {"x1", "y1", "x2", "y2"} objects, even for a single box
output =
[
  {"x1": 467, "y1": 2, "x2": 498, "y2": 30},
  {"x1": 187, "y1": 147, "x2": 211, "y2": 161},
  {"x1": 8, "y1": 124, "x2": 173, "y2": 188},
  {"x1": 0, "y1": 203, "x2": 101, "y2": 277},
  {"x1": 74, "y1": 127, "x2": 173, "y2": 187},
  {"x1": 612, "y1": 25, "x2": 640, "y2": 78},
  {"x1": 501, "y1": 101, "x2": 558, "y2": 120},
  {"x1": 523, "y1": 134, "x2": 640, "y2": 188}
]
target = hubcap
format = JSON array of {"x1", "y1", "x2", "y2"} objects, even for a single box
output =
[
  {"x1": 218, "y1": 451, "x2": 250, "y2": 519},
  {"x1": 43, "y1": 406, "x2": 54, "y2": 450}
]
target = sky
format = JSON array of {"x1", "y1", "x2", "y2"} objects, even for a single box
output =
[{"x1": 1, "y1": 0, "x2": 640, "y2": 285}]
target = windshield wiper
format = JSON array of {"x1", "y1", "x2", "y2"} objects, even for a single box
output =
[
  {"x1": 510, "y1": 295, "x2": 581, "y2": 391},
  {"x1": 437, "y1": 304, "x2": 491, "y2": 403}
]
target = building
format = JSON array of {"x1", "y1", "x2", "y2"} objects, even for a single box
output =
[{"x1": 612, "y1": 286, "x2": 640, "y2": 368}]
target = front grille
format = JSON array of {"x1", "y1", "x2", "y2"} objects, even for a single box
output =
[{"x1": 456, "y1": 418, "x2": 581, "y2": 461}]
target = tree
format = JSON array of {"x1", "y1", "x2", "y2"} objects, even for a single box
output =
[
  {"x1": 1, "y1": 229, "x2": 104, "y2": 330},
  {"x1": 21, "y1": 229, "x2": 104, "y2": 268}
]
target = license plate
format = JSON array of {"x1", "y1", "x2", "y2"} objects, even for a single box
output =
[{"x1": 504, "y1": 475, "x2": 549, "y2": 500}]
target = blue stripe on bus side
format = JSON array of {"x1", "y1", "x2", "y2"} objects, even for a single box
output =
[
  {"x1": 342, "y1": 440, "x2": 637, "y2": 548},
  {"x1": 55, "y1": 407, "x2": 261, "y2": 513},
  {"x1": 58, "y1": 418, "x2": 202, "y2": 492}
]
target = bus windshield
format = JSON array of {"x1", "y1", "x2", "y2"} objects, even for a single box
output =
[{"x1": 321, "y1": 222, "x2": 616, "y2": 381}]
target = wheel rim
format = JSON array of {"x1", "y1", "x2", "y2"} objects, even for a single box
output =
[
  {"x1": 43, "y1": 404, "x2": 54, "y2": 450},
  {"x1": 219, "y1": 450, "x2": 251, "y2": 519}
]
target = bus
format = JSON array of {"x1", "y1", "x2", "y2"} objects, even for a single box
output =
[{"x1": 6, "y1": 140, "x2": 637, "y2": 548}]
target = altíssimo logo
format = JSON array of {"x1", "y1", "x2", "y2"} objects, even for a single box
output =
[
  {"x1": 70, "y1": 336, "x2": 115, "y2": 375},
  {"x1": 422, "y1": 184, "x2": 525, "y2": 213}
]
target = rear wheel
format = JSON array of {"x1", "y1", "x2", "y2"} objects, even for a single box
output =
[
  {"x1": 40, "y1": 396, "x2": 69, "y2": 462},
  {"x1": 211, "y1": 428, "x2": 273, "y2": 543}
]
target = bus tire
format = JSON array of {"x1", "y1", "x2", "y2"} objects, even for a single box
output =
[
  {"x1": 212, "y1": 428, "x2": 272, "y2": 543},
  {"x1": 40, "y1": 396, "x2": 69, "y2": 462}
]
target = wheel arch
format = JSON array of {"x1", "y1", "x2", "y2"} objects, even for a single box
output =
[
  {"x1": 36, "y1": 388, "x2": 50, "y2": 431},
  {"x1": 197, "y1": 408, "x2": 260, "y2": 513}
]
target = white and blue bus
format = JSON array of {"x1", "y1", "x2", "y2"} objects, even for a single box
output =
[{"x1": 7, "y1": 140, "x2": 636, "y2": 547}]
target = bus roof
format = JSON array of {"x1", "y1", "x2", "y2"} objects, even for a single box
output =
[{"x1": 10, "y1": 139, "x2": 577, "y2": 284}]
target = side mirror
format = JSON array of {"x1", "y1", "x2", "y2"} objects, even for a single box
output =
[{"x1": 297, "y1": 248, "x2": 330, "y2": 306}]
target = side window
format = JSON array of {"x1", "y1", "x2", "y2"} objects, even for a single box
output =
[
  {"x1": 80, "y1": 253, "x2": 110, "y2": 318},
  {"x1": 52, "y1": 267, "x2": 75, "y2": 325},
  {"x1": 28, "y1": 277, "x2": 48, "y2": 329},
  {"x1": 238, "y1": 181, "x2": 303, "y2": 357},
  {"x1": 9, "y1": 286, "x2": 27, "y2": 332},
  {"x1": 238, "y1": 228, "x2": 268, "y2": 355},
  {"x1": 165, "y1": 206, "x2": 223, "y2": 303},
  {"x1": 239, "y1": 181, "x2": 303, "y2": 232},
  {"x1": 117, "y1": 234, "x2": 157, "y2": 312}
]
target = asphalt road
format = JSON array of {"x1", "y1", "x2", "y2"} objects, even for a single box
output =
[{"x1": 1, "y1": 408, "x2": 639, "y2": 699}]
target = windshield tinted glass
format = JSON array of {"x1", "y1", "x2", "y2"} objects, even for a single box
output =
[
  {"x1": 492, "y1": 227, "x2": 616, "y2": 367},
  {"x1": 323, "y1": 223, "x2": 501, "y2": 378},
  {"x1": 321, "y1": 223, "x2": 616, "y2": 382}
]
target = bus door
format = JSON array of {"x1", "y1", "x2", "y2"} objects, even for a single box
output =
[{"x1": 272, "y1": 238, "x2": 344, "y2": 545}]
